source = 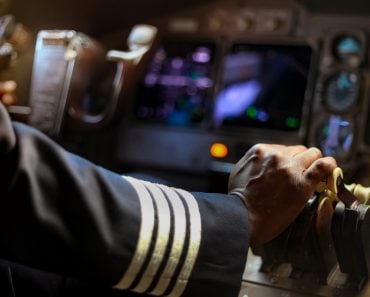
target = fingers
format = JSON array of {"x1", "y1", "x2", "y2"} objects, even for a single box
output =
[
  {"x1": 282, "y1": 144, "x2": 307, "y2": 157},
  {"x1": 292, "y1": 147, "x2": 336, "y2": 185},
  {"x1": 249, "y1": 143, "x2": 306, "y2": 159},
  {"x1": 303, "y1": 156, "x2": 337, "y2": 183},
  {"x1": 245, "y1": 144, "x2": 337, "y2": 185},
  {"x1": 293, "y1": 147, "x2": 323, "y2": 168}
]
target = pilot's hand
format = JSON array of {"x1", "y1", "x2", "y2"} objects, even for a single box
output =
[{"x1": 228, "y1": 144, "x2": 337, "y2": 247}]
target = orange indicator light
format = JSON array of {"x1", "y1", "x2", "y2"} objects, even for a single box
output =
[{"x1": 210, "y1": 143, "x2": 228, "y2": 158}]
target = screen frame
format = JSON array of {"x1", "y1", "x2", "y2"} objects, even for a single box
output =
[
  {"x1": 211, "y1": 37, "x2": 319, "y2": 142},
  {"x1": 129, "y1": 35, "x2": 223, "y2": 129},
  {"x1": 127, "y1": 34, "x2": 319, "y2": 145}
]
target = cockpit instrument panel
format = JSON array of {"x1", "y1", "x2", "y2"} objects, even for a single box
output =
[
  {"x1": 332, "y1": 35, "x2": 364, "y2": 67},
  {"x1": 323, "y1": 71, "x2": 360, "y2": 114},
  {"x1": 133, "y1": 40, "x2": 216, "y2": 126},
  {"x1": 116, "y1": 0, "x2": 370, "y2": 186},
  {"x1": 214, "y1": 43, "x2": 312, "y2": 131}
]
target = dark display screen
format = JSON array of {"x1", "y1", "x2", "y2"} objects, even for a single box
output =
[
  {"x1": 214, "y1": 43, "x2": 312, "y2": 131},
  {"x1": 134, "y1": 40, "x2": 216, "y2": 126}
]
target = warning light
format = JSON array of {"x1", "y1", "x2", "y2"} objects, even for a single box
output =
[{"x1": 210, "y1": 143, "x2": 228, "y2": 158}]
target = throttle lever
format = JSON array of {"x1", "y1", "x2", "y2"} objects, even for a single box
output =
[
  {"x1": 336, "y1": 174, "x2": 361, "y2": 209},
  {"x1": 317, "y1": 167, "x2": 366, "y2": 207}
]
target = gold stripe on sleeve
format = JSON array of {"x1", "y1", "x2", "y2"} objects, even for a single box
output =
[
  {"x1": 133, "y1": 181, "x2": 172, "y2": 293},
  {"x1": 114, "y1": 176, "x2": 156, "y2": 290},
  {"x1": 150, "y1": 185, "x2": 187, "y2": 296},
  {"x1": 167, "y1": 189, "x2": 202, "y2": 297}
]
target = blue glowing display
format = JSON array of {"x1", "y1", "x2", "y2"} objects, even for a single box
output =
[{"x1": 214, "y1": 43, "x2": 312, "y2": 131}]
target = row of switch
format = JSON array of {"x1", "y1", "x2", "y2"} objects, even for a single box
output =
[
  {"x1": 167, "y1": 8, "x2": 293, "y2": 35},
  {"x1": 206, "y1": 9, "x2": 292, "y2": 34}
]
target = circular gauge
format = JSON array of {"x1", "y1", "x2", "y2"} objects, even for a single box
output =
[
  {"x1": 324, "y1": 72, "x2": 360, "y2": 113},
  {"x1": 332, "y1": 35, "x2": 363, "y2": 66},
  {"x1": 315, "y1": 115, "x2": 353, "y2": 158}
]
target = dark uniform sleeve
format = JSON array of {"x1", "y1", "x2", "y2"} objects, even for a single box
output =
[{"x1": 0, "y1": 104, "x2": 249, "y2": 297}]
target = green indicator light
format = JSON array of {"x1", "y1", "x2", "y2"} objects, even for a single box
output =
[
  {"x1": 323, "y1": 126, "x2": 330, "y2": 137},
  {"x1": 246, "y1": 106, "x2": 257, "y2": 119},
  {"x1": 191, "y1": 72, "x2": 201, "y2": 79},
  {"x1": 285, "y1": 117, "x2": 299, "y2": 129}
]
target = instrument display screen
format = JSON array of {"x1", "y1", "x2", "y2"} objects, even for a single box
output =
[
  {"x1": 214, "y1": 43, "x2": 312, "y2": 131},
  {"x1": 133, "y1": 40, "x2": 216, "y2": 126}
]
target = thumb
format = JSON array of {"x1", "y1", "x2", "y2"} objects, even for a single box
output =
[{"x1": 0, "y1": 102, "x2": 16, "y2": 154}]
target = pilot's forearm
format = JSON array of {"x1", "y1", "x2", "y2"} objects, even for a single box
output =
[{"x1": 0, "y1": 119, "x2": 249, "y2": 296}]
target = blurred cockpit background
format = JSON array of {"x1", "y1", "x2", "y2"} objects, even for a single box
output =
[{"x1": 3, "y1": 1, "x2": 370, "y2": 296}]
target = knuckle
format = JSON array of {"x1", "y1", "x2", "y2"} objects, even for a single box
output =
[
  {"x1": 278, "y1": 166, "x2": 291, "y2": 179},
  {"x1": 296, "y1": 144, "x2": 307, "y2": 151},
  {"x1": 309, "y1": 147, "x2": 323, "y2": 158},
  {"x1": 305, "y1": 169, "x2": 318, "y2": 181},
  {"x1": 270, "y1": 150, "x2": 283, "y2": 161},
  {"x1": 306, "y1": 161, "x2": 331, "y2": 183},
  {"x1": 251, "y1": 143, "x2": 265, "y2": 156},
  {"x1": 314, "y1": 159, "x2": 325, "y2": 170},
  {"x1": 314, "y1": 158, "x2": 335, "y2": 174},
  {"x1": 324, "y1": 156, "x2": 337, "y2": 169},
  {"x1": 267, "y1": 151, "x2": 283, "y2": 167}
]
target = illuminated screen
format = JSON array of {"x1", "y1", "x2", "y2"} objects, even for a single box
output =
[
  {"x1": 134, "y1": 40, "x2": 216, "y2": 126},
  {"x1": 214, "y1": 43, "x2": 312, "y2": 131}
]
